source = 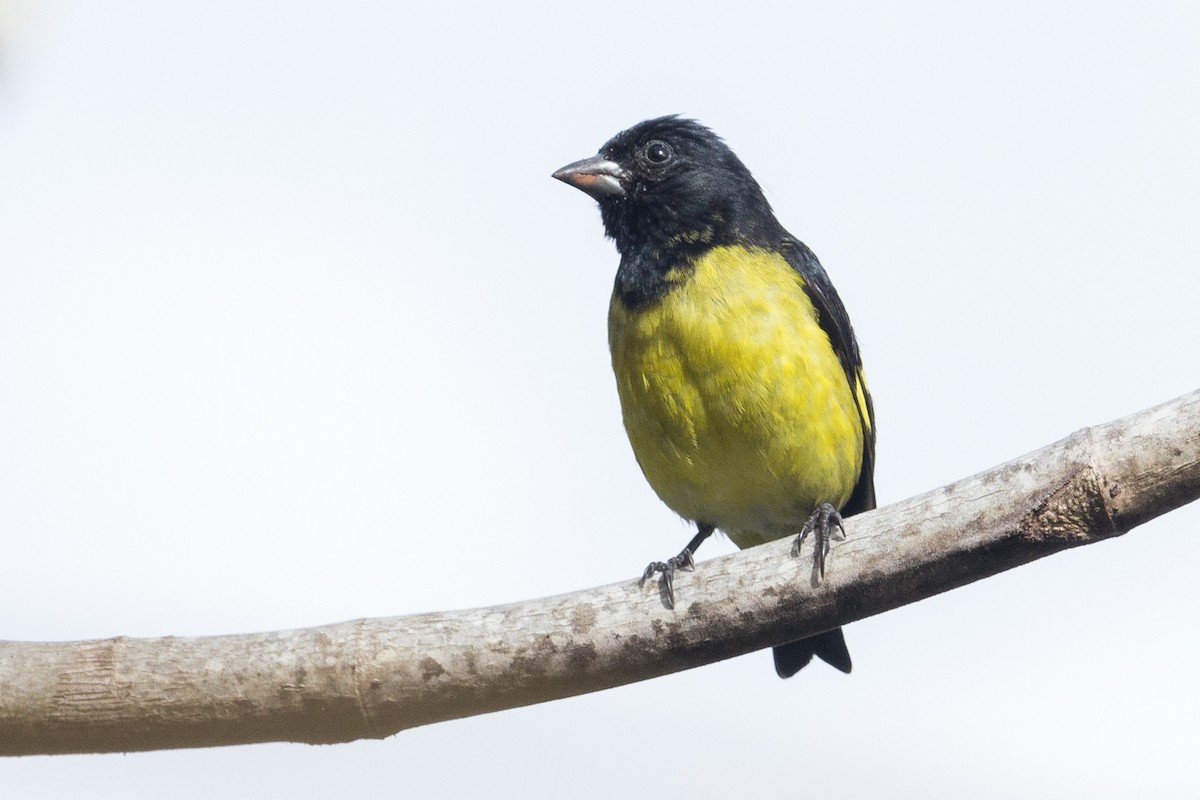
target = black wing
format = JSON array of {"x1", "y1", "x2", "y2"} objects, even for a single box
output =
[{"x1": 780, "y1": 237, "x2": 876, "y2": 516}]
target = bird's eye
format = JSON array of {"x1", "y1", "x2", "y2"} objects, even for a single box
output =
[{"x1": 644, "y1": 140, "x2": 673, "y2": 164}]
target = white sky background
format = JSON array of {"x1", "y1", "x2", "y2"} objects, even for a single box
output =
[{"x1": 2, "y1": 2, "x2": 1199, "y2": 797}]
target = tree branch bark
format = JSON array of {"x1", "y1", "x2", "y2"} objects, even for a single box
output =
[{"x1": 2, "y1": 389, "x2": 1198, "y2": 756}]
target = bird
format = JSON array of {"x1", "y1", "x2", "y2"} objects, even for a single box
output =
[{"x1": 552, "y1": 116, "x2": 875, "y2": 678}]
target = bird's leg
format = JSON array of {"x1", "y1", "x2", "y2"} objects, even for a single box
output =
[
  {"x1": 794, "y1": 503, "x2": 846, "y2": 580},
  {"x1": 640, "y1": 523, "x2": 715, "y2": 609}
]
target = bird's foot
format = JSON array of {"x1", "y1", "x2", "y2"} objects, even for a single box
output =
[
  {"x1": 793, "y1": 503, "x2": 846, "y2": 581},
  {"x1": 640, "y1": 547, "x2": 696, "y2": 609}
]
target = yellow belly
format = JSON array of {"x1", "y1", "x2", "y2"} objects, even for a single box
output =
[{"x1": 608, "y1": 245, "x2": 864, "y2": 549}]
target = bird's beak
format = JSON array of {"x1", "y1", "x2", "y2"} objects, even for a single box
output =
[{"x1": 552, "y1": 155, "x2": 627, "y2": 200}]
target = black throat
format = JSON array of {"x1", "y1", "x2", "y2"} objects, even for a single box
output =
[
  {"x1": 611, "y1": 235, "x2": 710, "y2": 310},
  {"x1": 607, "y1": 207, "x2": 782, "y2": 310}
]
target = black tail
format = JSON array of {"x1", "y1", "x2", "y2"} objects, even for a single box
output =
[{"x1": 773, "y1": 627, "x2": 852, "y2": 678}]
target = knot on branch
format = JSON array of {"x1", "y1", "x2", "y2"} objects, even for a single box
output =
[{"x1": 1019, "y1": 464, "x2": 1119, "y2": 543}]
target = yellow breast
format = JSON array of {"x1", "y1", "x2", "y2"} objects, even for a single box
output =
[{"x1": 608, "y1": 245, "x2": 864, "y2": 548}]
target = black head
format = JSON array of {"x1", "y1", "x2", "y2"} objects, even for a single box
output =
[{"x1": 553, "y1": 116, "x2": 782, "y2": 258}]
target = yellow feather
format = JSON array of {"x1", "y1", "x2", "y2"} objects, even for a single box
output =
[{"x1": 608, "y1": 245, "x2": 864, "y2": 549}]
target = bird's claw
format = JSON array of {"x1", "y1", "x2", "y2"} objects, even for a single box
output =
[
  {"x1": 794, "y1": 503, "x2": 846, "y2": 580},
  {"x1": 640, "y1": 547, "x2": 696, "y2": 609}
]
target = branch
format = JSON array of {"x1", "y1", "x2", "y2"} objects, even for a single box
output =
[{"x1": 2, "y1": 390, "x2": 1198, "y2": 756}]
